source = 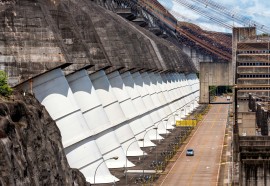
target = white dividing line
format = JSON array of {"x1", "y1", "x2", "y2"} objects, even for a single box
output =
[{"x1": 216, "y1": 105, "x2": 229, "y2": 186}]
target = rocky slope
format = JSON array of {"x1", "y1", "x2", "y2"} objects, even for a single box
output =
[{"x1": 0, "y1": 92, "x2": 89, "y2": 186}]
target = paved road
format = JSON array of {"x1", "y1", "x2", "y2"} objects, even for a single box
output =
[{"x1": 160, "y1": 98, "x2": 229, "y2": 186}]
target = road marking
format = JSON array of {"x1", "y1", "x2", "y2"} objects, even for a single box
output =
[
  {"x1": 187, "y1": 104, "x2": 222, "y2": 185},
  {"x1": 159, "y1": 99, "x2": 229, "y2": 186},
  {"x1": 216, "y1": 104, "x2": 230, "y2": 186},
  {"x1": 159, "y1": 108, "x2": 208, "y2": 186}
]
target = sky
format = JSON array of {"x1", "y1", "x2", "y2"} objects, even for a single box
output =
[{"x1": 157, "y1": 0, "x2": 270, "y2": 33}]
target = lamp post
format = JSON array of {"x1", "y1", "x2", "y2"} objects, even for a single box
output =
[
  {"x1": 93, "y1": 156, "x2": 118, "y2": 185},
  {"x1": 125, "y1": 139, "x2": 143, "y2": 185},
  {"x1": 180, "y1": 108, "x2": 185, "y2": 121},
  {"x1": 163, "y1": 113, "x2": 178, "y2": 162},
  {"x1": 155, "y1": 121, "x2": 164, "y2": 164},
  {"x1": 164, "y1": 113, "x2": 178, "y2": 137},
  {"x1": 142, "y1": 127, "x2": 158, "y2": 177}
]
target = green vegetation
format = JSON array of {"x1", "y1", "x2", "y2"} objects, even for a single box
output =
[
  {"x1": 0, "y1": 70, "x2": 13, "y2": 97},
  {"x1": 209, "y1": 85, "x2": 233, "y2": 96}
]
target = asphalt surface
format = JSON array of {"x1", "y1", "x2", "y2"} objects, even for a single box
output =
[{"x1": 159, "y1": 98, "x2": 229, "y2": 186}]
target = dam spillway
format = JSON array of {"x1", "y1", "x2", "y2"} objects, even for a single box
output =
[{"x1": 1, "y1": 0, "x2": 200, "y2": 184}]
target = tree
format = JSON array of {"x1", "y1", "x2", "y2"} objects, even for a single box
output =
[{"x1": 0, "y1": 70, "x2": 12, "y2": 97}]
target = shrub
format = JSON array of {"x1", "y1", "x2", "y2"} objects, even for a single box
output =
[{"x1": 0, "y1": 70, "x2": 13, "y2": 96}]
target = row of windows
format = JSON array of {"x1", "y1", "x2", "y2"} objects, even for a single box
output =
[
  {"x1": 239, "y1": 74, "x2": 270, "y2": 78},
  {"x1": 240, "y1": 87, "x2": 270, "y2": 90},
  {"x1": 238, "y1": 50, "x2": 270, "y2": 54},
  {"x1": 238, "y1": 62, "x2": 270, "y2": 66},
  {"x1": 238, "y1": 97, "x2": 270, "y2": 101}
]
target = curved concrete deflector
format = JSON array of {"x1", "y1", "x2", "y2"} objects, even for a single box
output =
[
  {"x1": 156, "y1": 73, "x2": 172, "y2": 102},
  {"x1": 95, "y1": 129, "x2": 135, "y2": 168},
  {"x1": 156, "y1": 73, "x2": 177, "y2": 113},
  {"x1": 131, "y1": 72, "x2": 156, "y2": 111},
  {"x1": 185, "y1": 74, "x2": 195, "y2": 109},
  {"x1": 66, "y1": 70, "x2": 134, "y2": 168},
  {"x1": 90, "y1": 70, "x2": 143, "y2": 156},
  {"x1": 138, "y1": 72, "x2": 169, "y2": 134},
  {"x1": 163, "y1": 73, "x2": 181, "y2": 110},
  {"x1": 172, "y1": 73, "x2": 187, "y2": 109},
  {"x1": 107, "y1": 71, "x2": 155, "y2": 147},
  {"x1": 145, "y1": 72, "x2": 169, "y2": 119},
  {"x1": 141, "y1": 72, "x2": 167, "y2": 120},
  {"x1": 23, "y1": 68, "x2": 117, "y2": 184},
  {"x1": 147, "y1": 72, "x2": 174, "y2": 130},
  {"x1": 167, "y1": 73, "x2": 182, "y2": 104},
  {"x1": 177, "y1": 73, "x2": 189, "y2": 106},
  {"x1": 121, "y1": 72, "x2": 163, "y2": 140},
  {"x1": 121, "y1": 71, "x2": 148, "y2": 115},
  {"x1": 64, "y1": 139, "x2": 119, "y2": 184},
  {"x1": 132, "y1": 72, "x2": 167, "y2": 136},
  {"x1": 186, "y1": 73, "x2": 200, "y2": 109},
  {"x1": 170, "y1": 73, "x2": 188, "y2": 121},
  {"x1": 27, "y1": 68, "x2": 92, "y2": 147},
  {"x1": 148, "y1": 73, "x2": 167, "y2": 105},
  {"x1": 192, "y1": 73, "x2": 200, "y2": 106},
  {"x1": 179, "y1": 73, "x2": 193, "y2": 114},
  {"x1": 186, "y1": 74, "x2": 196, "y2": 111},
  {"x1": 89, "y1": 70, "x2": 127, "y2": 126},
  {"x1": 107, "y1": 71, "x2": 138, "y2": 119},
  {"x1": 113, "y1": 124, "x2": 144, "y2": 157},
  {"x1": 155, "y1": 73, "x2": 179, "y2": 126},
  {"x1": 149, "y1": 72, "x2": 172, "y2": 116},
  {"x1": 140, "y1": 72, "x2": 162, "y2": 108},
  {"x1": 66, "y1": 70, "x2": 111, "y2": 133}
]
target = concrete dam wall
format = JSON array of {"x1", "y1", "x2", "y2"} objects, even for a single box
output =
[{"x1": 1, "y1": 0, "x2": 200, "y2": 184}]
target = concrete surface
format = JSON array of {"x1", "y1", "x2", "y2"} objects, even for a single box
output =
[{"x1": 159, "y1": 97, "x2": 229, "y2": 186}]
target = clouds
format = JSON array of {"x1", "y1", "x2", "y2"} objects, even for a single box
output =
[{"x1": 158, "y1": 0, "x2": 270, "y2": 33}]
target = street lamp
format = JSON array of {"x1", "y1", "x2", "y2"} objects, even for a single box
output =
[
  {"x1": 125, "y1": 139, "x2": 143, "y2": 185},
  {"x1": 93, "y1": 156, "x2": 118, "y2": 185},
  {"x1": 142, "y1": 127, "x2": 158, "y2": 177},
  {"x1": 180, "y1": 108, "x2": 185, "y2": 120},
  {"x1": 164, "y1": 113, "x2": 178, "y2": 137},
  {"x1": 155, "y1": 121, "x2": 164, "y2": 163}
]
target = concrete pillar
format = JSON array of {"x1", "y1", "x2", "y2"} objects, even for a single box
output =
[
  {"x1": 156, "y1": 73, "x2": 177, "y2": 113},
  {"x1": 132, "y1": 72, "x2": 168, "y2": 135},
  {"x1": 146, "y1": 72, "x2": 175, "y2": 130},
  {"x1": 21, "y1": 68, "x2": 118, "y2": 184},
  {"x1": 121, "y1": 71, "x2": 163, "y2": 140},
  {"x1": 138, "y1": 72, "x2": 170, "y2": 133},
  {"x1": 162, "y1": 73, "x2": 181, "y2": 110},
  {"x1": 107, "y1": 71, "x2": 155, "y2": 147},
  {"x1": 148, "y1": 72, "x2": 172, "y2": 117},
  {"x1": 90, "y1": 70, "x2": 143, "y2": 156},
  {"x1": 186, "y1": 73, "x2": 200, "y2": 108},
  {"x1": 179, "y1": 73, "x2": 192, "y2": 115},
  {"x1": 171, "y1": 73, "x2": 186, "y2": 108},
  {"x1": 160, "y1": 73, "x2": 177, "y2": 112},
  {"x1": 154, "y1": 73, "x2": 180, "y2": 126},
  {"x1": 66, "y1": 70, "x2": 134, "y2": 168}
]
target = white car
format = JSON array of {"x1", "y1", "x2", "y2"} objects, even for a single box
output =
[{"x1": 186, "y1": 149, "x2": 194, "y2": 156}]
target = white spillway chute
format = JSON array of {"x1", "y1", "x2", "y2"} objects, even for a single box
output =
[
  {"x1": 149, "y1": 72, "x2": 172, "y2": 116},
  {"x1": 90, "y1": 70, "x2": 144, "y2": 156},
  {"x1": 21, "y1": 68, "x2": 118, "y2": 184},
  {"x1": 66, "y1": 70, "x2": 134, "y2": 168},
  {"x1": 156, "y1": 73, "x2": 177, "y2": 113},
  {"x1": 121, "y1": 72, "x2": 163, "y2": 140},
  {"x1": 132, "y1": 72, "x2": 169, "y2": 135},
  {"x1": 107, "y1": 71, "x2": 155, "y2": 147},
  {"x1": 64, "y1": 139, "x2": 119, "y2": 184}
]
